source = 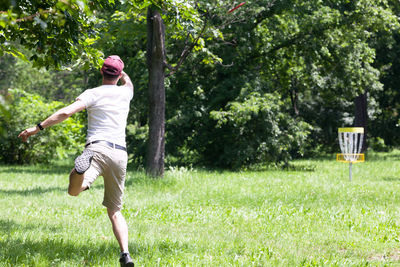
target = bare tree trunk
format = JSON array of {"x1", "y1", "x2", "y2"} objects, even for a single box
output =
[
  {"x1": 146, "y1": 7, "x2": 166, "y2": 177},
  {"x1": 290, "y1": 88, "x2": 299, "y2": 116},
  {"x1": 354, "y1": 90, "x2": 368, "y2": 152}
]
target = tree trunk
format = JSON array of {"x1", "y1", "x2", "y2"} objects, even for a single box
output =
[
  {"x1": 290, "y1": 88, "x2": 299, "y2": 116},
  {"x1": 354, "y1": 90, "x2": 368, "y2": 152},
  {"x1": 146, "y1": 7, "x2": 166, "y2": 177}
]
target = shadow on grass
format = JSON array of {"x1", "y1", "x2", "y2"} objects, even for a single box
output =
[
  {"x1": 0, "y1": 164, "x2": 72, "y2": 175},
  {"x1": 364, "y1": 151, "x2": 400, "y2": 162},
  {"x1": 386, "y1": 153, "x2": 400, "y2": 159},
  {"x1": 382, "y1": 177, "x2": 400, "y2": 182},
  {"x1": 246, "y1": 163, "x2": 317, "y2": 173},
  {"x1": 0, "y1": 167, "x2": 171, "y2": 195},
  {"x1": 0, "y1": 186, "x2": 66, "y2": 196},
  {"x1": 0, "y1": 219, "x2": 61, "y2": 234},
  {"x1": 284, "y1": 164, "x2": 316, "y2": 172}
]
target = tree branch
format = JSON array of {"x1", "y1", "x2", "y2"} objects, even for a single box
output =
[
  {"x1": 165, "y1": 16, "x2": 208, "y2": 77},
  {"x1": 0, "y1": 9, "x2": 55, "y2": 23}
]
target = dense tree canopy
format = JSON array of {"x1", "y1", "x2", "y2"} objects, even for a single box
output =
[{"x1": 1, "y1": 0, "x2": 399, "y2": 169}]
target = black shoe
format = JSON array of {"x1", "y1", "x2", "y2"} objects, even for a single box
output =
[
  {"x1": 74, "y1": 149, "x2": 94, "y2": 174},
  {"x1": 119, "y1": 253, "x2": 134, "y2": 267}
]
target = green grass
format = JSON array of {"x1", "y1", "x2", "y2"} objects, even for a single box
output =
[{"x1": 1, "y1": 151, "x2": 400, "y2": 266}]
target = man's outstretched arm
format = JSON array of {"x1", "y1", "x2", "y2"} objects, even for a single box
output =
[{"x1": 18, "y1": 100, "x2": 86, "y2": 142}]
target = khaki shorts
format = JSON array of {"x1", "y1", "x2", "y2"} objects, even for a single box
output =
[{"x1": 83, "y1": 142, "x2": 128, "y2": 211}]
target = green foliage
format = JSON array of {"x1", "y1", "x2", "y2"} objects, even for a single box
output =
[
  {"x1": 250, "y1": 0, "x2": 399, "y2": 151},
  {"x1": 209, "y1": 92, "x2": 312, "y2": 168},
  {"x1": 0, "y1": 89, "x2": 85, "y2": 164},
  {"x1": 369, "y1": 137, "x2": 391, "y2": 152},
  {"x1": 164, "y1": 0, "x2": 400, "y2": 168},
  {"x1": 0, "y1": 93, "x2": 10, "y2": 137},
  {"x1": 0, "y1": 55, "x2": 89, "y2": 102},
  {"x1": 126, "y1": 122, "x2": 148, "y2": 167},
  {"x1": 0, "y1": 0, "x2": 113, "y2": 69},
  {"x1": 369, "y1": 2, "x2": 400, "y2": 148}
]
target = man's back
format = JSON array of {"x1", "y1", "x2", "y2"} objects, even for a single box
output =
[{"x1": 77, "y1": 84, "x2": 133, "y2": 146}]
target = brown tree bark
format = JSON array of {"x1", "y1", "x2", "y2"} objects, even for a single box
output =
[{"x1": 146, "y1": 7, "x2": 166, "y2": 177}]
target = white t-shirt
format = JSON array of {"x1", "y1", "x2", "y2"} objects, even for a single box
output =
[{"x1": 77, "y1": 85, "x2": 133, "y2": 147}]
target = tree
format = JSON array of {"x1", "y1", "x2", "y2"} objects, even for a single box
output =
[
  {"x1": 237, "y1": 0, "x2": 398, "y2": 152},
  {"x1": 146, "y1": 6, "x2": 166, "y2": 176},
  {"x1": 123, "y1": 0, "x2": 212, "y2": 176}
]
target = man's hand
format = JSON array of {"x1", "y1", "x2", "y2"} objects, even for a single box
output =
[{"x1": 18, "y1": 126, "x2": 39, "y2": 142}]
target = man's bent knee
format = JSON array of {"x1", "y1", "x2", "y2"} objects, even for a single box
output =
[
  {"x1": 68, "y1": 184, "x2": 88, "y2": 196},
  {"x1": 68, "y1": 189, "x2": 79, "y2": 196}
]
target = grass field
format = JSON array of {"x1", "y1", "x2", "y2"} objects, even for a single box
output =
[{"x1": 1, "y1": 151, "x2": 400, "y2": 266}]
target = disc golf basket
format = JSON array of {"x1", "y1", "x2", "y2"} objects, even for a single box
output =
[{"x1": 336, "y1": 127, "x2": 365, "y2": 181}]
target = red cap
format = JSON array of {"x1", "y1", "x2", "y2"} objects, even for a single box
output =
[{"x1": 101, "y1": 55, "x2": 124, "y2": 76}]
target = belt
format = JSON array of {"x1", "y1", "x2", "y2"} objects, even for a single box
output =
[{"x1": 85, "y1": 140, "x2": 127, "y2": 152}]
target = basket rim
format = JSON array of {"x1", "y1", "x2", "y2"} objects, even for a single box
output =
[
  {"x1": 336, "y1": 153, "x2": 365, "y2": 163},
  {"x1": 338, "y1": 127, "x2": 364, "y2": 133}
]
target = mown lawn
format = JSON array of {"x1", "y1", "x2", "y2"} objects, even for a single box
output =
[{"x1": 0, "y1": 151, "x2": 400, "y2": 266}]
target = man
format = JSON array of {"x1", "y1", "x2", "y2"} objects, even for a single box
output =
[{"x1": 18, "y1": 55, "x2": 135, "y2": 267}]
